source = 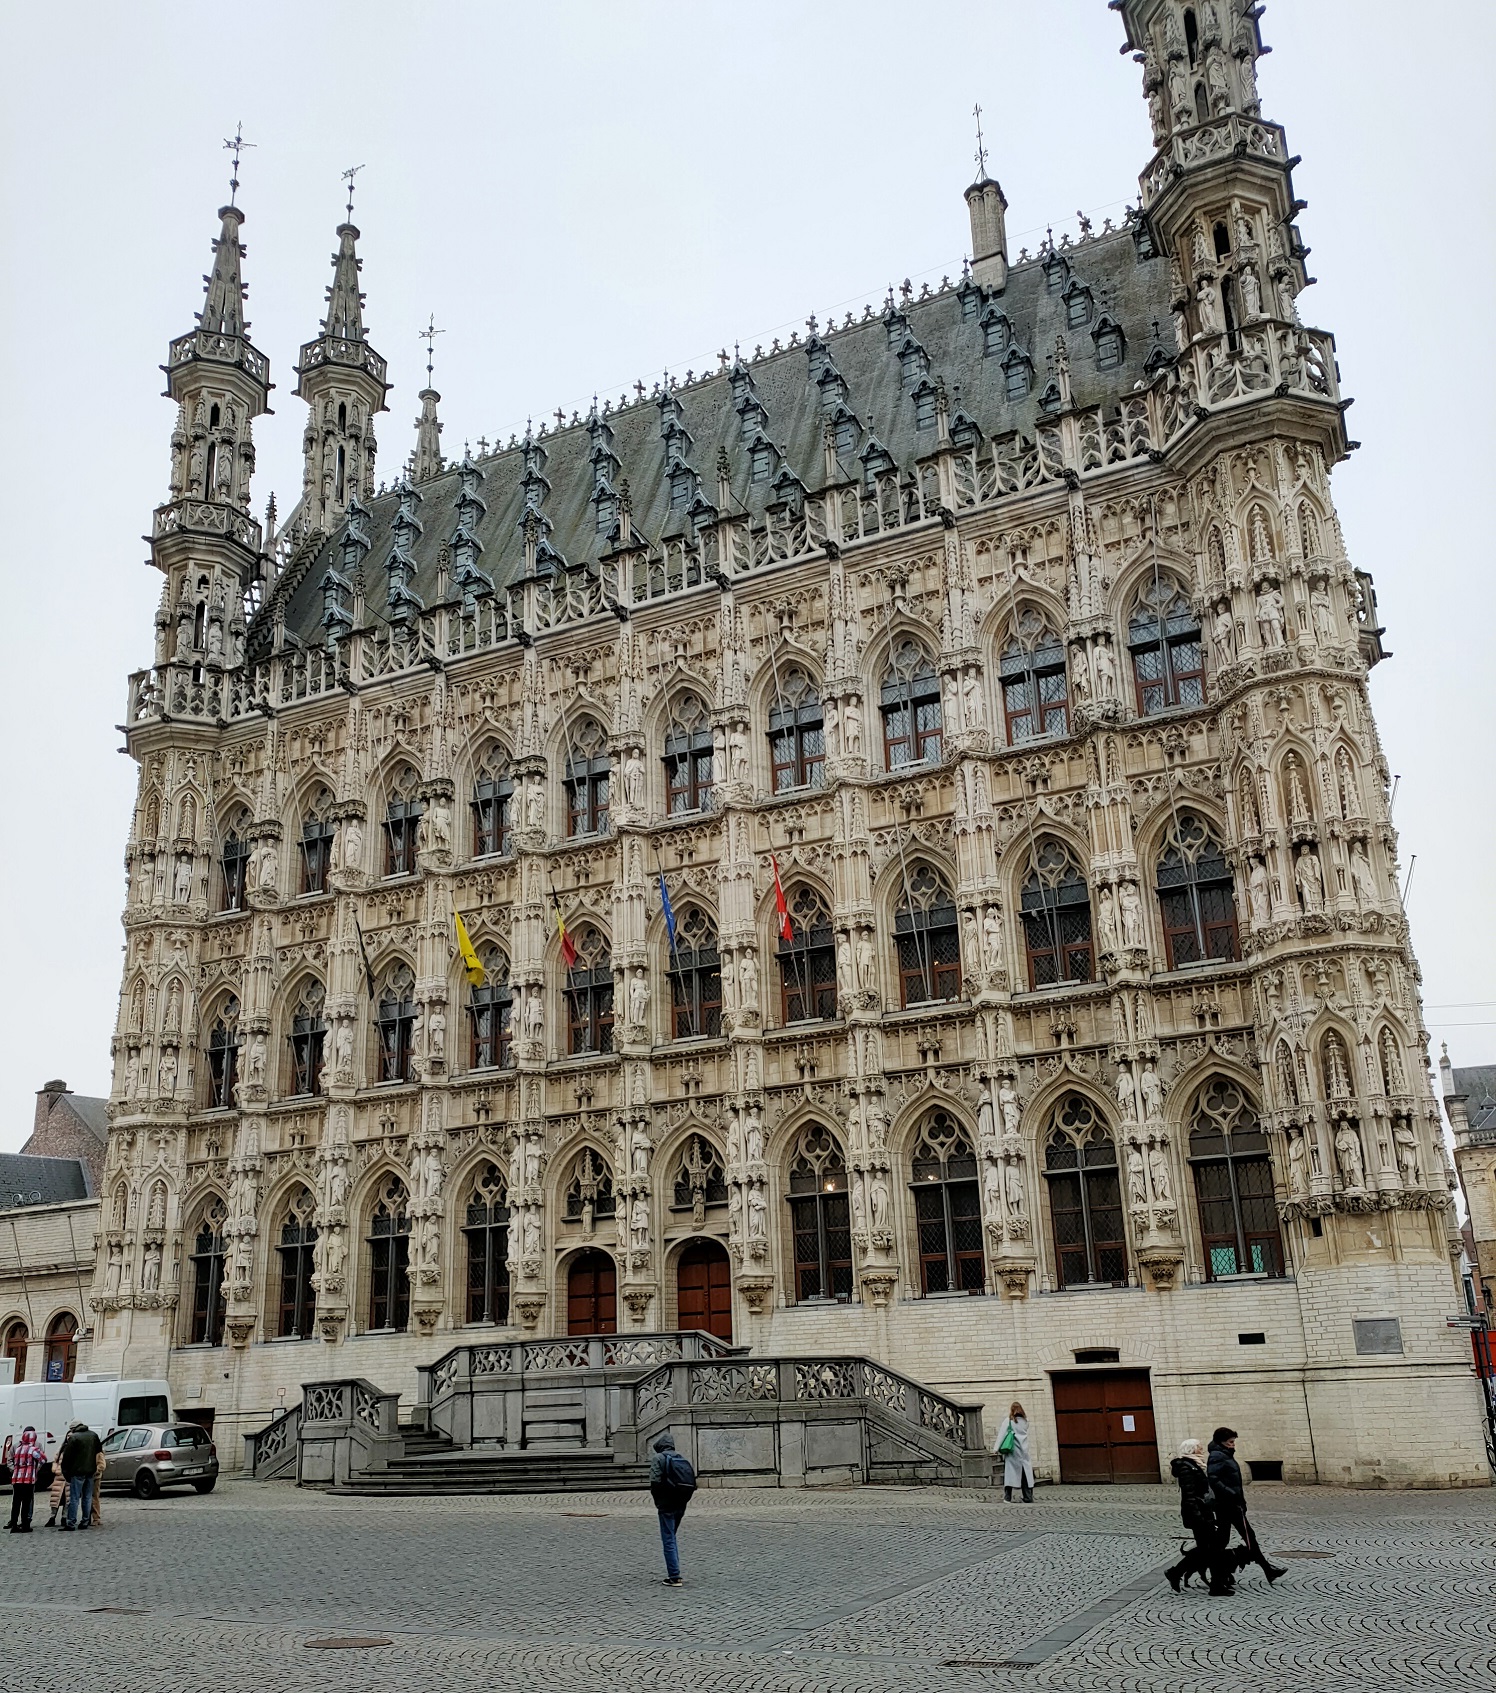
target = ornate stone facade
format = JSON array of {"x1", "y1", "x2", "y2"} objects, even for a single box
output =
[{"x1": 90, "y1": 3, "x2": 1487, "y2": 1486}]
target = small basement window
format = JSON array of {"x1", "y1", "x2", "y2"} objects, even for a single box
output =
[
  {"x1": 1237, "y1": 1332, "x2": 1266, "y2": 1346},
  {"x1": 1072, "y1": 1347, "x2": 1120, "y2": 1364},
  {"x1": 1246, "y1": 1459, "x2": 1283, "y2": 1482}
]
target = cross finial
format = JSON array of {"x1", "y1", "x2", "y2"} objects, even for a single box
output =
[
  {"x1": 223, "y1": 123, "x2": 254, "y2": 206},
  {"x1": 342, "y1": 163, "x2": 366, "y2": 220},
  {"x1": 973, "y1": 102, "x2": 987, "y2": 179},
  {"x1": 418, "y1": 313, "x2": 445, "y2": 385}
]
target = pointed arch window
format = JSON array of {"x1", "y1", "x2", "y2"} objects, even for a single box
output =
[
  {"x1": 564, "y1": 1148, "x2": 617, "y2": 1221},
  {"x1": 44, "y1": 1312, "x2": 79, "y2": 1382},
  {"x1": 1129, "y1": 579, "x2": 1204, "y2": 716},
  {"x1": 1157, "y1": 813, "x2": 1239, "y2": 967},
  {"x1": 367, "y1": 1178, "x2": 411, "y2": 1332},
  {"x1": 1020, "y1": 840, "x2": 1093, "y2": 988},
  {"x1": 276, "y1": 1186, "x2": 319, "y2": 1338},
  {"x1": 787, "y1": 1125, "x2": 852, "y2": 1301},
  {"x1": 1043, "y1": 1096, "x2": 1125, "y2": 1288},
  {"x1": 383, "y1": 768, "x2": 424, "y2": 877},
  {"x1": 671, "y1": 1135, "x2": 728, "y2": 1216},
  {"x1": 207, "y1": 996, "x2": 240, "y2": 1108},
  {"x1": 910, "y1": 1111, "x2": 984, "y2": 1294},
  {"x1": 288, "y1": 980, "x2": 328, "y2": 1096},
  {"x1": 220, "y1": 812, "x2": 250, "y2": 912},
  {"x1": 463, "y1": 1162, "x2": 510, "y2": 1324},
  {"x1": 895, "y1": 865, "x2": 961, "y2": 1007},
  {"x1": 376, "y1": 963, "x2": 417, "y2": 1083},
  {"x1": 769, "y1": 666, "x2": 825, "y2": 793},
  {"x1": 3, "y1": 1320, "x2": 27, "y2": 1384},
  {"x1": 469, "y1": 948, "x2": 514, "y2": 1070},
  {"x1": 566, "y1": 926, "x2": 615, "y2": 1055},
  {"x1": 1000, "y1": 610, "x2": 1069, "y2": 742},
  {"x1": 188, "y1": 1200, "x2": 228, "y2": 1345},
  {"x1": 472, "y1": 746, "x2": 515, "y2": 858},
  {"x1": 564, "y1": 718, "x2": 611, "y2": 837},
  {"x1": 880, "y1": 641, "x2": 943, "y2": 769},
  {"x1": 300, "y1": 788, "x2": 336, "y2": 894},
  {"x1": 778, "y1": 885, "x2": 837, "y2": 1024},
  {"x1": 1188, "y1": 1078, "x2": 1284, "y2": 1279},
  {"x1": 669, "y1": 906, "x2": 722, "y2": 1038},
  {"x1": 664, "y1": 694, "x2": 714, "y2": 815}
]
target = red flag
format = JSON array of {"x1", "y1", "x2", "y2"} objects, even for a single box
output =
[
  {"x1": 553, "y1": 892, "x2": 578, "y2": 968},
  {"x1": 771, "y1": 855, "x2": 794, "y2": 943}
]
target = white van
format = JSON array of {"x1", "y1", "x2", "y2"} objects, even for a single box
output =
[
  {"x1": 67, "y1": 1376, "x2": 173, "y2": 1438},
  {"x1": 0, "y1": 1382, "x2": 75, "y2": 1459}
]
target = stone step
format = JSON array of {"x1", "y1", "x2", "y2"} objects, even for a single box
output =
[{"x1": 331, "y1": 1448, "x2": 649, "y2": 1496}]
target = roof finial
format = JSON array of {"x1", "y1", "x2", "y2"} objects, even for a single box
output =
[
  {"x1": 973, "y1": 102, "x2": 987, "y2": 179},
  {"x1": 342, "y1": 163, "x2": 366, "y2": 221},
  {"x1": 223, "y1": 122, "x2": 254, "y2": 206},
  {"x1": 418, "y1": 313, "x2": 445, "y2": 386}
]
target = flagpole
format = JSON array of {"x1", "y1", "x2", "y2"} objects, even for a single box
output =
[
  {"x1": 651, "y1": 839, "x2": 696, "y2": 1039},
  {"x1": 547, "y1": 872, "x2": 586, "y2": 1052}
]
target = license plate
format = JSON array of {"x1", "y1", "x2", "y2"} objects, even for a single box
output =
[{"x1": 182, "y1": 1467, "x2": 204, "y2": 1476}]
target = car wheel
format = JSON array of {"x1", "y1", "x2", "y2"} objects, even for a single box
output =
[
  {"x1": 133, "y1": 1470, "x2": 160, "y2": 1499},
  {"x1": 192, "y1": 1479, "x2": 216, "y2": 1494}
]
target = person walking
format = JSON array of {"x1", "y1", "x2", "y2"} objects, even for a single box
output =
[
  {"x1": 1165, "y1": 1438, "x2": 1233, "y2": 1595},
  {"x1": 58, "y1": 1422, "x2": 102, "y2": 1533},
  {"x1": 648, "y1": 1432, "x2": 697, "y2": 1586},
  {"x1": 1207, "y1": 1427, "x2": 1286, "y2": 1585},
  {"x1": 992, "y1": 1401, "x2": 1035, "y2": 1503},
  {"x1": 6, "y1": 1428, "x2": 47, "y2": 1534}
]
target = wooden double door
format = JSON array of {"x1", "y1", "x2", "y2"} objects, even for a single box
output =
[
  {"x1": 676, "y1": 1239, "x2": 733, "y2": 1342},
  {"x1": 1052, "y1": 1369, "x2": 1160, "y2": 1483},
  {"x1": 566, "y1": 1250, "x2": 617, "y2": 1335}
]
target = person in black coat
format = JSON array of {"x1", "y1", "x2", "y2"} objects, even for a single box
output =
[
  {"x1": 1165, "y1": 1439, "x2": 1235, "y2": 1595},
  {"x1": 1207, "y1": 1427, "x2": 1287, "y2": 1584}
]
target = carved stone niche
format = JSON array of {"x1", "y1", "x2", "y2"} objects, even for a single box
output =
[
  {"x1": 994, "y1": 1255, "x2": 1033, "y2": 1300},
  {"x1": 513, "y1": 1293, "x2": 547, "y2": 1331},
  {"x1": 859, "y1": 1268, "x2": 898, "y2": 1309},
  {"x1": 735, "y1": 1274, "x2": 775, "y2": 1316},
  {"x1": 1135, "y1": 1244, "x2": 1185, "y2": 1291},
  {"x1": 621, "y1": 1285, "x2": 654, "y2": 1325}
]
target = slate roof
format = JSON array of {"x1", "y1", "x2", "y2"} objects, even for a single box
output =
[
  {"x1": 1454, "y1": 1066, "x2": 1496, "y2": 1137},
  {"x1": 0, "y1": 1155, "x2": 90, "y2": 1212},
  {"x1": 254, "y1": 226, "x2": 1170, "y2": 655},
  {"x1": 62, "y1": 1094, "x2": 109, "y2": 1147}
]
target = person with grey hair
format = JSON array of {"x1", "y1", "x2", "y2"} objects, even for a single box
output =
[{"x1": 1166, "y1": 1437, "x2": 1233, "y2": 1595}]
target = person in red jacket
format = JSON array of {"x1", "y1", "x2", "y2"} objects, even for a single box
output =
[{"x1": 6, "y1": 1428, "x2": 47, "y2": 1533}]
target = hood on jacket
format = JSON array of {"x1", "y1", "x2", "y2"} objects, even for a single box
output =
[
  {"x1": 17, "y1": 1430, "x2": 38, "y2": 1449},
  {"x1": 652, "y1": 1433, "x2": 677, "y2": 1453}
]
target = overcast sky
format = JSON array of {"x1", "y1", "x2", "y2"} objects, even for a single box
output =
[{"x1": 1, "y1": 0, "x2": 1492, "y2": 1147}]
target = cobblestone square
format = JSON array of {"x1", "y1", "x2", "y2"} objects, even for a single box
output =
[{"x1": 0, "y1": 1480, "x2": 1489, "y2": 1692}]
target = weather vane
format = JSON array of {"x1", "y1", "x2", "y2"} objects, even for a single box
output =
[
  {"x1": 342, "y1": 163, "x2": 366, "y2": 220},
  {"x1": 418, "y1": 313, "x2": 445, "y2": 386},
  {"x1": 223, "y1": 122, "x2": 255, "y2": 206},
  {"x1": 973, "y1": 103, "x2": 987, "y2": 178}
]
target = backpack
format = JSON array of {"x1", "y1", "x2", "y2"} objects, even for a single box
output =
[{"x1": 664, "y1": 1452, "x2": 697, "y2": 1495}]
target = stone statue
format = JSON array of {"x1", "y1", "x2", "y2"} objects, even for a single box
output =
[
  {"x1": 141, "y1": 1240, "x2": 162, "y2": 1292},
  {"x1": 341, "y1": 815, "x2": 363, "y2": 871},
  {"x1": 1126, "y1": 1142, "x2": 1148, "y2": 1207},
  {"x1": 867, "y1": 1106, "x2": 889, "y2": 1151},
  {"x1": 508, "y1": 1136, "x2": 524, "y2": 1196},
  {"x1": 631, "y1": 1123, "x2": 651, "y2": 1178},
  {"x1": 629, "y1": 970, "x2": 650, "y2": 1027},
  {"x1": 1211, "y1": 605, "x2": 1235, "y2": 669},
  {"x1": 726, "y1": 1110, "x2": 742, "y2": 1166},
  {"x1": 247, "y1": 1031, "x2": 267, "y2": 1087},
  {"x1": 983, "y1": 1161, "x2": 1001, "y2": 1220},
  {"x1": 630, "y1": 1197, "x2": 650, "y2": 1251},
  {"x1": 1393, "y1": 1120, "x2": 1420, "y2": 1185},
  {"x1": 1287, "y1": 1127, "x2": 1309, "y2": 1195},
  {"x1": 172, "y1": 856, "x2": 194, "y2": 904},
  {"x1": 254, "y1": 843, "x2": 278, "y2": 894},
  {"x1": 623, "y1": 748, "x2": 644, "y2": 810},
  {"x1": 1147, "y1": 1139, "x2": 1172, "y2": 1204},
  {"x1": 835, "y1": 934, "x2": 854, "y2": 998},
  {"x1": 982, "y1": 908, "x2": 1003, "y2": 971},
  {"x1": 1239, "y1": 263, "x2": 1262, "y2": 318},
  {"x1": 727, "y1": 1183, "x2": 742, "y2": 1239},
  {"x1": 961, "y1": 671, "x2": 983, "y2": 731},
  {"x1": 428, "y1": 1007, "x2": 446, "y2": 1062},
  {"x1": 728, "y1": 725, "x2": 749, "y2": 782},
  {"x1": 1311, "y1": 581, "x2": 1336, "y2": 644},
  {"x1": 1248, "y1": 858, "x2": 1271, "y2": 927},
  {"x1": 842, "y1": 702, "x2": 862, "y2": 756},
  {"x1": 1256, "y1": 584, "x2": 1286, "y2": 648},
  {"x1": 1003, "y1": 1154, "x2": 1025, "y2": 1219},
  {"x1": 526, "y1": 782, "x2": 546, "y2": 830},
  {"x1": 855, "y1": 930, "x2": 875, "y2": 991},
  {"x1": 1295, "y1": 846, "x2": 1325, "y2": 915},
  {"x1": 747, "y1": 1183, "x2": 767, "y2": 1239},
  {"x1": 1349, "y1": 842, "x2": 1377, "y2": 911},
  {"x1": 526, "y1": 989, "x2": 544, "y2": 1041},
  {"x1": 1139, "y1": 1060, "x2": 1163, "y2": 1122},
  {"x1": 123, "y1": 1048, "x2": 140, "y2": 1100},
  {"x1": 744, "y1": 1107, "x2": 764, "y2": 1164},
  {"x1": 334, "y1": 1019, "x2": 354, "y2": 1081},
  {"x1": 319, "y1": 1226, "x2": 346, "y2": 1281},
  {"x1": 158, "y1": 1047, "x2": 178, "y2": 1097},
  {"x1": 738, "y1": 949, "x2": 758, "y2": 1005},
  {"x1": 1334, "y1": 1122, "x2": 1365, "y2": 1190},
  {"x1": 524, "y1": 1140, "x2": 542, "y2": 1187},
  {"x1": 424, "y1": 798, "x2": 451, "y2": 853},
  {"x1": 1196, "y1": 277, "x2": 1221, "y2": 336},
  {"x1": 869, "y1": 1171, "x2": 890, "y2": 1233},
  {"x1": 523, "y1": 1211, "x2": 541, "y2": 1258},
  {"x1": 852, "y1": 1170, "x2": 868, "y2": 1233},
  {"x1": 998, "y1": 1081, "x2": 1022, "y2": 1140},
  {"x1": 1119, "y1": 881, "x2": 1144, "y2": 949},
  {"x1": 1097, "y1": 886, "x2": 1120, "y2": 953}
]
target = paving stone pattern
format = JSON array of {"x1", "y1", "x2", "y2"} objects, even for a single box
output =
[{"x1": 0, "y1": 1482, "x2": 1490, "y2": 1692}]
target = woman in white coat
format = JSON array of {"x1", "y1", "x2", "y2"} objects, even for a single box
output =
[{"x1": 993, "y1": 1400, "x2": 1035, "y2": 1502}]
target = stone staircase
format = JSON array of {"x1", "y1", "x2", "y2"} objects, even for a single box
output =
[{"x1": 328, "y1": 1428, "x2": 649, "y2": 1496}]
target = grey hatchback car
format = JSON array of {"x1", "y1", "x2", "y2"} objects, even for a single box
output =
[{"x1": 99, "y1": 1423, "x2": 219, "y2": 1497}]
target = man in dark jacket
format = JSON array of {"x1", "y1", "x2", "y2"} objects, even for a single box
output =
[
  {"x1": 648, "y1": 1432, "x2": 696, "y2": 1586},
  {"x1": 58, "y1": 1422, "x2": 102, "y2": 1533},
  {"x1": 1207, "y1": 1427, "x2": 1286, "y2": 1584},
  {"x1": 1165, "y1": 1439, "x2": 1234, "y2": 1595}
]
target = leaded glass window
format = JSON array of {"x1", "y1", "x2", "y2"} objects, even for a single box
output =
[
  {"x1": 910, "y1": 1111, "x2": 984, "y2": 1294},
  {"x1": 1043, "y1": 1096, "x2": 1125, "y2": 1288}
]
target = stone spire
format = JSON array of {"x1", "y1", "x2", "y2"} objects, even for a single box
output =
[
  {"x1": 294, "y1": 205, "x2": 390, "y2": 533},
  {"x1": 412, "y1": 387, "x2": 445, "y2": 483},
  {"x1": 964, "y1": 105, "x2": 1008, "y2": 292}
]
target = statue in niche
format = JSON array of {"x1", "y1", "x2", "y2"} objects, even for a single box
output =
[
  {"x1": 738, "y1": 949, "x2": 758, "y2": 1006},
  {"x1": 524, "y1": 1140, "x2": 542, "y2": 1188},
  {"x1": 1311, "y1": 581, "x2": 1336, "y2": 645},
  {"x1": 428, "y1": 1007, "x2": 446, "y2": 1062},
  {"x1": 1003, "y1": 1153, "x2": 1026, "y2": 1222},
  {"x1": 982, "y1": 908, "x2": 1003, "y2": 972},
  {"x1": 1119, "y1": 882, "x2": 1145, "y2": 949},
  {"x1": 835, "y1": 934, "x2": 854, "y2": 999},
  {"x1": 1098, "y1": 886, "x2": 1120, "y2": 954},
  {"x1": 172, "y1": 856, "x2": 194, "y2": 904},
  {"x1": 1140, "y1": 1060, "x2": 1163, "y2": 1122},
  {"x1": 1248, "y1": 858, "x2": 1272, "y2": 927},
  {"x1": 629, "y1": 970, "x2": 649, "y2": 1028},
  {"x1": 523, "y1": 1211, "x2": 541, "y2": 1259},
  {"x1": 727, "y1": 1184, "x2": 742, "y2": 1240},
  {"x1": 1127, "y1": 1142, "x2": 1148, "y2": 1208},
  {"x1": 747, "y1": 1183, "x2": 767, "y2": 1240},
  {"x1": 140, "y1": 1240, "x2": 162, "y2": 1292},
  {"x1": 246, "y1": 1032, "x2": 267, "y2": 1088},
  {"x1": 623, "y1": 749, "x2": 644, "y2": 810},
  {"x1": 743, "y1": 1106, "x2": 764, "y2": 1164},
  {"x1": 342, "y1": 815, "x2": 364, "y2": 871},
  {"x1": 1092, "y1": 640, "x2": 1117, "y2": 698},
  {"x1": 526, "y1": 989, "x2": 544, "y2": 1042},
  {"x1": 123, "y1": 1048, "x2": 139, "y2": 1100},
  {"x1": 983, "y1": 1160, "x2": 1001, "y2": 1221},
  {"x1": 631, "y1": 1123, "x2": 651, "y2": 1178},
  {"x1": 1349, "y1": 842, "x2": 1377, "y2": 912},
  {"x1": 630, "y1": 1197, "x2": 650, "y2": 1252},
  {"x1": 866, "y1": 1106, "x2": 889, "y2": 1152},
  {"x1": 1196, "y1": 278, "x2": 1222, "y2": 336},
  {"x1": 327, "y1": 1161, "x2": 347, "y2": 1213},
  {"x1": 1211, "y1": 604, "x2": 1235, "y2": 670},
  {"x1": 334, "y1": 1020, "x2": 354, "y2": 1081},
  {"x1": 1255, "y1": 584, "x2": 1286, "y2": 649},
  {"x1": 842, "y1": 702, "x2": 862, "y2": 756},
  {"x1": 856, "y1": 930, "x2": 875, "y2": 991},
  {"x1": 319, "y1": 1226, "x2": 346, "y2": 1282},
  {"x1": 423, "y1": 798, "x2": 451, "y2": 853},
  {"x1": 852, "y1": 1170, "x2": 868, "y2": 1233},
  {"x1": 1393, "y1": 1120, "x2": 1420, "y2": 1185},
  {"x1": 999, "y1": 1080, "x2": 1022, "y2": 1141},
  {"x1": 1287, "y1": 1128, "x2": 1309, "y2": 1195},
  {"x1": 961, "y1": 672, "x2": 983, "y2": 730},
  {"x1": 158, "y1": 1047, "x2": 177, "y2": 1097},
  {"x1": 728, "y1": 726, "x2": 749, "y2": 782},
  {"x1": 1295, "y1": 846, "x2": 1325, "y2": 915},
  {"x1": 869, "y1": 1172, "x2": 890, "y2": 1234},
  {"x1": 1239, "y1": 265, "x2": 1263, "y2": 319},
  {"x1": 726, "y1": 1110, "x2": 742, "y2": 1166},
  {"x1": 508, "y1": 1136, "x2": 524, "y2": 1196},
  {"x1": 1147, "y1": 1139, "x2": 1172, "y2": 1204},
  {"x1": 1334, "y1": 1122, "x2": 1365, "y2": 1191},
  {"x1": 526, "y1": 783, "x2": 546, "y2": 830},
  {"x1": 1116, "y1": 1065, "x2": 1137, "y2": 1122}
]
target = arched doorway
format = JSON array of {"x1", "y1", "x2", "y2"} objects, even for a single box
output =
[
  {"x1": 566, "y1": 1250, "x2": 617, "y2": 1336},
  {"x1": 44, "y1": 1313, "x2": 78, "y2": 1383},
  {"x1": 676, "y1": 1239, "x2": 732, "y2": 1342}
]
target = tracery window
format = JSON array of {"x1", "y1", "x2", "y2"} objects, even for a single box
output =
[
  {"x1": 564, "y1": 1148, "x2": 617, "y2": 1221},
  {"x1": 469, "y1": 947, "x2": 513, "y2": 1070},
  {"x1": 879, "y1": 641, "x2": 943, "y2": 769},
  {"x1": 778, "y1": 885, "x2": 837, "y2": 1024},
  {"x1": 894, "y1": 865, "x2": 961, "y2": 1007},
  {"x1": 462, "y1": 1162, "x2": 510, "y2": 1324},
  {"x1": 566, "y1": 926, "x2": 614, "y2": 1055},
  {"x1": 276, "y1": 1186, "x2": 318, "y2": 1338},
  {"x1": 1188, "y1": 1078, "x2": 1284, "y2": 1279},
  {"x1": 564, "y1": 719, "x2": 611, "y2": 837},
  {"x1": 1043, "y1": 1096, "x2": 1125, "y2": 1288},
  {"x1": 367, "y1": 1178, "x2": 411, "y2": 1332},
  {"x1": 383, "y1": 767, "x2": 424, "y2": 877},
  {"x1": 1000, "y1": 610, "x2": 1069, "y2": 743},
  {"x1": 220, "y1": 812, "x2": 250, "y2": 912},
  {"x1": 1128, "y1": 579, "x2": 1205, "y2": 716},
  {"x1": 671, "y1": 1135, "x2": 728, "y2": 1215},
  {"x1": 768, "y1": 666, "x2": 825, "y2": 793},
  {"x1": 1020, "y1": 840, "x2": 1093, "y2": 988},
  {"x1": 910, "y1": 1111, "x2": 984, "y2": 1294},
  {"x1": 44, "y1": 1312, "x2": 79, "y2": 1382},
  {"x1": 1156, "y1": 813, "x2": 1239, "y2": 968},
  {"x1": 299, "y1": 787, "x2": 335, "y2": 894},
  {"x1": 206, "y1": 995, "x2": 240, "y2": 1108},
  {"x1": 787, "y1": 1125, "x2": 852, "y2": 1302},
  {"x1": 471, "y1": 745, "x2": 514, "y2": 858},
  {"x1": 3, "y1": 1320, "x2": 27, "y2": 1384},
  {"x1": 668, "y1": 906, "x2": 722, "y2": 1038},
  {"x1": 288, "y1": 979, "x2": 327, "y2": 1097},
  {"x1": 664, "y1": 694, "x2": 714, "y2": 815},
  {"x1": 188, "y1": 1199, "x2": 228, "y2": 1345},
  {"x1": 375, "y1": 964, "x2": 417, "y2": 1084}
]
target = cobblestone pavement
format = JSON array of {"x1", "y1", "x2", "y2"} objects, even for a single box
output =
[{"x1": 0, "y1": 1480, "x2": 1490, "y2": 1692}]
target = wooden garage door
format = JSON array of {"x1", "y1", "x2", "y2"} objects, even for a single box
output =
[
  {"x1": 1052, "y1": 1369, "x2": 1159, "y2": 1483},
  {"x1": 677, "y1": 1240, "x2": 733, "y2": 1342},
  {"x1": 566, "y1": 1251, "x2": 617, "y2": 1335}
]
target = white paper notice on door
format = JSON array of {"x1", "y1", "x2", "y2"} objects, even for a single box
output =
[{"x1": 1121, "y1": 1414, "x2": 1136, "y2": 1431}]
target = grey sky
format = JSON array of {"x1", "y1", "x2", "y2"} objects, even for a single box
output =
[{"x1": 1, "y1": 0, "x2": 1492, "y2": 1145}]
